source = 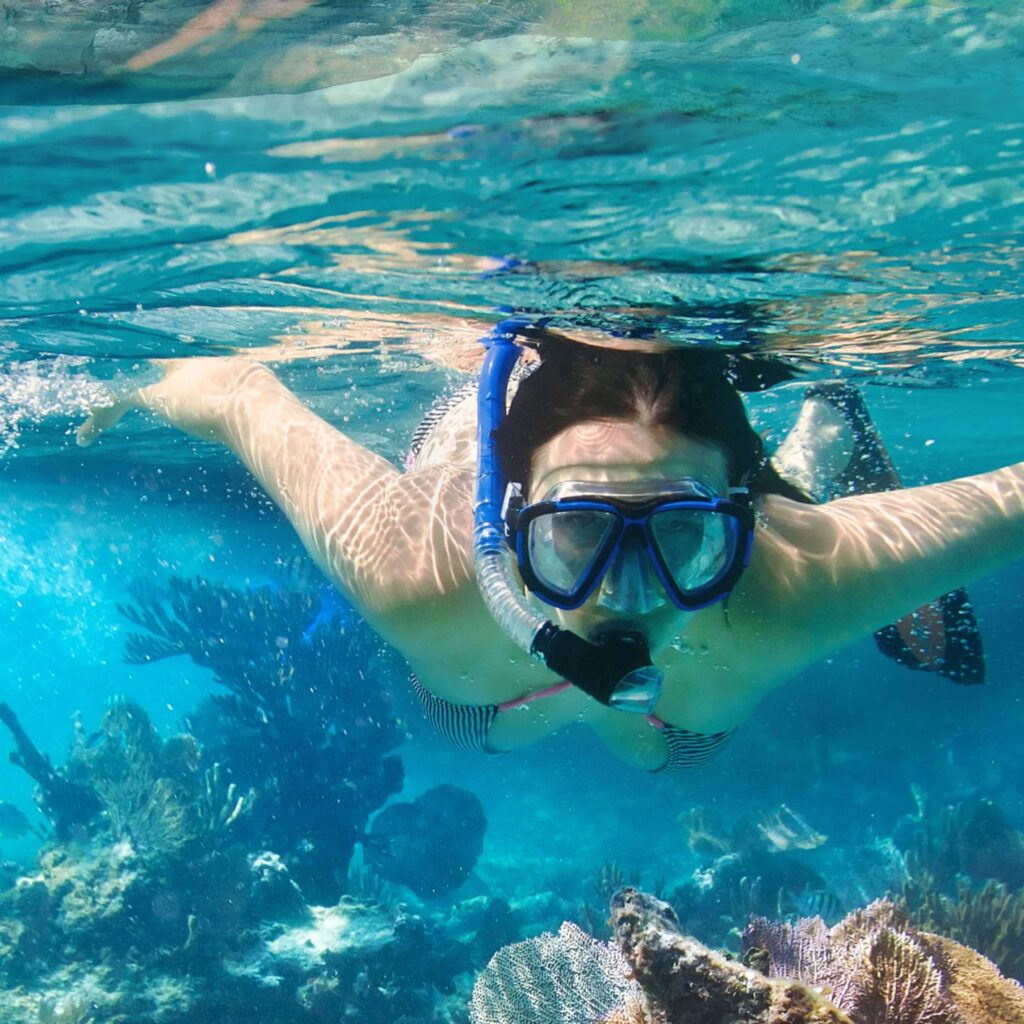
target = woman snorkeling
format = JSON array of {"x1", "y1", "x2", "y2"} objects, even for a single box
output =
[{"x1": 78, "y1": 324, "x2": 1023, "y2": 772}]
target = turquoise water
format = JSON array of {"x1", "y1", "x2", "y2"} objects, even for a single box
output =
[{"x1": 2, "y1": 2, "x2": 1024, "y2": 1020}]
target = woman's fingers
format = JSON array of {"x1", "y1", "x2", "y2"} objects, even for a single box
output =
[
  {"x1": 75, "y1": 361, "x2": 180, "y2": 447},
  {"x1": 76, "y1": 399, "x2": 132, "y2": 447}
]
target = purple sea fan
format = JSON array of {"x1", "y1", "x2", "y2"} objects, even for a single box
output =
[
  {"x1": 742, "y1": 915, "x2": 836, "y2": 984},
  {"x1": 742, "y1": 900, "x2": 964, "y2": 1023}
]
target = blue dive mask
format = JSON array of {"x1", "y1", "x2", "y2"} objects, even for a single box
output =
[
  {"x1": 473, "y1": 317, "x2": 664, "y2": 714},
  {"x1": 505, "y1": 478, "x2": 754, "y2": 613}
]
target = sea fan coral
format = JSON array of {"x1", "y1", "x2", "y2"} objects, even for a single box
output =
[
  {"x1": 471, "y1": 889, "x2": 1024, "y2": 1024},
  {"x1": 65, "y1": 699, "x2": 200, "y2": 857},
  {"x1": 468, "y1": 921, "x2": 648, "y2": 1024},
  {"x1": 743, "y1": 898, "x2": 1024, "y2": 1024},
  {"x1": 853, "y1": 926, "x2": 953, "y2": 1024}
]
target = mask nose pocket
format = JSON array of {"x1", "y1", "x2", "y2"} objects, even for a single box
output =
[{"x1": 596, "y1": 527, "x2": 666, "y2": 614}]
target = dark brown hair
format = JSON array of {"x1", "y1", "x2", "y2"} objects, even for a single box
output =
[{"x1": 493, "y1": 334, "x2": 811, "y2": 502}]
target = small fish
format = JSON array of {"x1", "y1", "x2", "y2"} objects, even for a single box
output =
[
  {"x1": 0, "y1": 801, "x2": 38, "y2": 840},
  {"x1": 778, "y1": 886, "x2": 844, "y2": 924}
]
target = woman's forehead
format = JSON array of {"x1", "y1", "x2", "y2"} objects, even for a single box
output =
[{"x1": 529, "y1": 419, "x2": 728, "y2": 494}]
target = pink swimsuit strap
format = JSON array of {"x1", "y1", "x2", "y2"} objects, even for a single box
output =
[
  {"x1": 496, "y1": 680, "x2": 667, "y2": 729},
  {"x1": 497, "y1": 681, "x2": 572, "y2": 711}
]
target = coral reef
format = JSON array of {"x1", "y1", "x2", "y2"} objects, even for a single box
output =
[
  {"x1": 667, "y1": 801, "x2": 853, "y2": 948},
  {"x1": 0, "y1": 700, "x2": 258, "y2": 969},
  {"x1": 0, "y1": 698, "x2": 514, "y2": 1022},
  {"x1": 471, "y1": 889, "x2": 848, "y2": 1024},
  {"x1": 363, "y1": 784, "x2": 488, "y2": 898},
  {"x1": 903, "y1": 878, "x2": 1024, "y2": 981},
  {"x1": 613, "y1": 889, "x2": 848, "y2": 1023},
  {"x1": 0, "y1": 571, "x2": 520, "y2": 1023},
  {"x1": 575, "y1": 860, "x2": 644, "y2": 941},
  {"x1": 0, "y1": 702, "x2": 102, "y2": 840},
  {"x1": 119, "y1": 573, "x2": 405, "y2": 902},
  {"x1": 472, "y1": 890, "x2": 1024, "y2": 1024},
  {"x1": 671, "y1": 844, "x2": 837, "y2": 947},
  {"x1": 893, "y1": 791, "x2": 1024, "y2": 980},
  {"x1": 743, "y1": 897, "x2": 1024, "y2": 1023},
  {"x1": 897, "y1": 792, "x2": 1024, "y2": 893}
]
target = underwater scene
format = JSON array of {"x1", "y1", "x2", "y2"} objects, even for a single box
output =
[{"x1": 2, "y1": 1, "x2": 1024, "y2": 1021}]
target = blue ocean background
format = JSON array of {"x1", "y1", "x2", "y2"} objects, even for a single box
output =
[{"x1": 1, "y1": 1, "x2": 1023, "y2": 1015}]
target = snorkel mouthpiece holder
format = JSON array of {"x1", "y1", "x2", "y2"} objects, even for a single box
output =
[
  {"x1": 473, "y1": 316, "x2": 663, "y2": 716},
  {"x1": 531, "y1": 624, "x2": 663, "y2": 712}
]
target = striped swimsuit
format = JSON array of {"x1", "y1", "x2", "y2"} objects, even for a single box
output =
[
  {"x1": 410, "y1": 674, "x2": 733, "y2": 772},
  {"x1": 406, "y1": 380, "x2": 735, "y2": 773}
]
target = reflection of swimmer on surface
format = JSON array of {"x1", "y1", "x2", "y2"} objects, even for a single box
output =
[{"x1": 78, "y1": 325, "x2": 1021, "y2": 772}]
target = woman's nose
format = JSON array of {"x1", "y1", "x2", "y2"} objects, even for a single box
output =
[{"x1": 596, "y1": 537, "x2": 667, "y2": 615}]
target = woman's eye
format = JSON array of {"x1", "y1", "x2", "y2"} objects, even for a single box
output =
[
  {"x1": 659, "y1": 518, "x2": 702, "y2": 540},
  {"x1": 554, "y1": 512, "x2": 609, "y2": 549}
]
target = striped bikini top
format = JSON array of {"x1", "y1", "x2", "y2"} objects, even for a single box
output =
[{"x1": 409, "y1": 674, "x2": 733, "y2": 773}]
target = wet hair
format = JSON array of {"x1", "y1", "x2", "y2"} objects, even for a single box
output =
[{"x1": 493, "y1": 334, "x2": 812, "y2": 503}]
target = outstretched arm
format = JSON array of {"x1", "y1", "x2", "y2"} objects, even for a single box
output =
[
  {"x1": 749, "y1": 463, "x2": 1024, "y2": 661},
  {"x1": 79, "y1": 358, "x2": 476, "y2": 638}
]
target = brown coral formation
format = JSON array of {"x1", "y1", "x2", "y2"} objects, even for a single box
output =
[
  {"x1": 743, "y1": 898, "x2": 1024, "y2": 1024},
  {"x1": 925, "y1": 929, "x2": 1024, "y2": 1024}
]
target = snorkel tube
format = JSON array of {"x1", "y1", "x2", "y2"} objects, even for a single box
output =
[{"x1": 473, "y1": 318, "x2": 664, "y2": 714}]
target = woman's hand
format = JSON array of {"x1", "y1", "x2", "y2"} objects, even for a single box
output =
[{"x1": 77, "y1": 356, "x2": 271, "y2": 446}]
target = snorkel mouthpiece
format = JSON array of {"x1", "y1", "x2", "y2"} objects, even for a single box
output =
[
  {"x1": 473, "y1": 316, "x2": 662, "y2": 715},
  {"x1": 530, "y1": 625, "x2": 664, "y2": 713}
]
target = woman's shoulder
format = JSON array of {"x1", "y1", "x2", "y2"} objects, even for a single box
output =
[{"x1": 407, "y1": 385, "x2": 478, "y2": 471}]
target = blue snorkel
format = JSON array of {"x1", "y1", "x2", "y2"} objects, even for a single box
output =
[{"x1": 473, "y1": 318, "x2": 664, "y2": 715}]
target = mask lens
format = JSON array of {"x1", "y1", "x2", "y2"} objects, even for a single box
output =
[
  {"x1": 527, "y1": 509, "x2": 618, "y2": 599},
  {"x1": 649, "y1": 509, "x2": 732, "y2": 593}
]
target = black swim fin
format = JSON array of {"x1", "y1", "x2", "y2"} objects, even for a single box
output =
[{"x1": 804, "y1": 382, "x2": 985, "y2": 685}]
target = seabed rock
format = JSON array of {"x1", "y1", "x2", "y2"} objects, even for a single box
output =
[{"x1": 614, "y1": 889, "x2": 847, "y2": 1023}]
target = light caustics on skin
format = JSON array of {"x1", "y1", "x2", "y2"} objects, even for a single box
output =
[
  {"x1": 126, "y1": 0, "x2": 318, "y2": 71},
  {"x1": 71, "y1": 356, "x2": 461, "y2": 612},
  {"x1": 759, "y1": 467, "x2": 1024, "y2": 653},
  {"x1": 216, "y1": 364, "x2": 477, "y2": 614}
]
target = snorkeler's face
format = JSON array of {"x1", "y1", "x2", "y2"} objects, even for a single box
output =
[{"x1": 527, "y1": 419, "x2": 731, "y2": 653}]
